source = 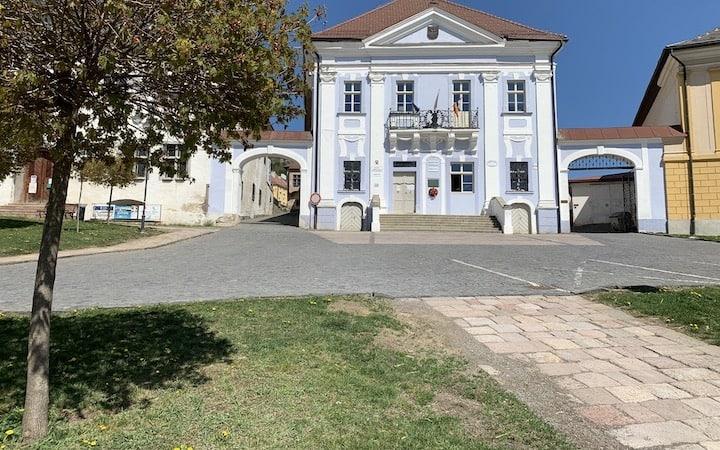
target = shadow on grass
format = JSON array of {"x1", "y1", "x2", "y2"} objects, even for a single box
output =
[
  {"x1": 0, "y1": 308, "x2": 233, "y2": 418},
  {"x1": 0, "y1": 218, "x2": 39, "y2": 230},
  {"x1": 625, "y1": 285, "x2": 664, "y2": 294}
]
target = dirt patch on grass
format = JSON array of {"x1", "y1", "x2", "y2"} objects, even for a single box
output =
[
  {"x1": 431, "y1": 391, "x2": 489, "y2": 439},
  {"x1": 328, "y1": 300, "x2": 372, "y2": 317},
  {"x1": 374, "y1": 310, "x2": 461, "y2": 357}
]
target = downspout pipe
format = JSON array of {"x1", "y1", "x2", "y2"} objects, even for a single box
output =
[
  {"x1": 313, "y1": 51, "x2": 321, "y2": 229},
  {"x1": 669, "y1": 50, "x2": 696, "y2": 235},
  {"x1": 550, "y1": 40, "x2": 565, "y2": 233}
]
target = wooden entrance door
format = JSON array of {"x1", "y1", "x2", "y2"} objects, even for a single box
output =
[
  {"x1": 22, "y1": 158, "x2": 54, "y2": 203},
  {"x1": 392, "y1": 172, "x2": 416, "y2": 214}
]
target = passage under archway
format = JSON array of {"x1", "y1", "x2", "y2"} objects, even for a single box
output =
[{"x1": 568, "y1": 155, "x2": 637, "y2": 233}]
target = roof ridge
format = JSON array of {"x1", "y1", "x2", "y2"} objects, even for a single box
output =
[{"x1": 440, "y1": 0, "x2": 564, "y2": 38}]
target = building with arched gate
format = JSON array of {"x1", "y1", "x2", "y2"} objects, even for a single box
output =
[{"x1": 558, "y1": 127, "x2": 685, "y2": 234}]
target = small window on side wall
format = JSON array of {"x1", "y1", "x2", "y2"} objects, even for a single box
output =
[
  {"x1": 510, "y1": 162, "x2": 529, "y2": 192},
  {"x1": 507, "y1": 80, "x2": 526, "y2": 113}
]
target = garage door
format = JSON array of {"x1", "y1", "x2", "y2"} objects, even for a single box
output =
[{"x1": 340, "y1": 202, "x2": 363, "y2": 231}]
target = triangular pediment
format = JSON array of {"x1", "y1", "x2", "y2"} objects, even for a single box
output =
[{"x1": 365, "y1": 8, "x2": 504, "y2": 47}]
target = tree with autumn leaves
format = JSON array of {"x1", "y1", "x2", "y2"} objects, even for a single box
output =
[{"x1": 0, "y1": 0, "x2": 319, "y2": 441}]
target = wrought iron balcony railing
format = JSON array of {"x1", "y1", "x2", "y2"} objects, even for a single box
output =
[{"x1": 386, "y1": 109, "x2": 479, "y2": 130}]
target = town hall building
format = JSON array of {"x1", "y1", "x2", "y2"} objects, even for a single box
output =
[{"x1": 1, "y1": 0, "x2": 684, "y2": 234}]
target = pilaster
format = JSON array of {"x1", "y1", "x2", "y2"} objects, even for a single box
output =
[
  {"x1": 482, "y1": 71, "x2": 500, "y2": 207},
  {"x1": 534, "y1": 69, "x2": 559, "y2": 220},
  {"x1": 369, "y1": 72, "x2": 386, "y2": 209},
  {"x1": 318, "y1": 67, "x2": 337, "y2": 206}
]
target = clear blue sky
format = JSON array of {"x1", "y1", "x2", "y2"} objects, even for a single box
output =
[{"x1": 291, "y1": 0, "x2": 720, "y2": 129}]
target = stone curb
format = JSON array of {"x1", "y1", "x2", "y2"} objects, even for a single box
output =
[{"x1": 0, "y1": 227, "x2": 217, "y2": 266}]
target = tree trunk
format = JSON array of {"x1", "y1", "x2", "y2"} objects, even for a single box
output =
[
  {"x1": 106, "y1": 185, "x2": 113, "y2": 224},
  {"x1": 22, "y1": 155, "x2": 73, "y2": 443}
]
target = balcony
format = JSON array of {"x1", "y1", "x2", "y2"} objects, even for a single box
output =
[
  {"x1": 387, "y1": 109, "x2": 479, "y2": 130},
  {"x1": 386, "y1": 110, "x2": 480, "y2": 154}
]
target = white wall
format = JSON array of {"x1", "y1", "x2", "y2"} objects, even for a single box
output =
[
  {"x1": 0, "y1": 176, "x2": 15, "y2": 205},
  {"x1": 67, "y1": 151, "x2": 213, "y2": 225},
  {"x1": 571, "y1": 181, "x2": 626, "y2": 227},
  {"x1": 239, "y1": 157, "x2": 274, "y2": 218}
]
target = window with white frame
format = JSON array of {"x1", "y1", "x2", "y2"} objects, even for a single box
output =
[
  {"x1": 344, "y1": 81, "x2": 362, "y2": 113},
  {"x1": 343, "y1": 161, "x2": 361, "y2": 191},
  {"x1": 396, "y1": 81, "x2": 415, "y2": 112},
  {"x1": 450, "y1": 162, "x2": 474, "y2": 193},
  {"x1": 161, "y1": 144, "x2": 189, "y2": 181},
  {"x1": 507, "y1": 80, "x2": 526, "y2": 112},
  {"x1": 452, "y1": 81, "x2": 471, "y2": 112},
  {"x1": 510, "y1": 162, "x2": 529, "y2": 192},
  {"x1": 133, "y1": 149, "x2": 149, "y2": 179},
  {"x1": 291, "y1": 173, "x2": 301, "y2": 188}
]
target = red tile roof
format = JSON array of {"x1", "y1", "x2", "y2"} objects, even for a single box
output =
[
  {"x1": 559, "y1": 127, "x2": 685, "y2": 142},
  {"x1": 313, "y1": 0, "x2": 566, "y2": 42},
  {"x1": 256, "y1": 131, "x2": 312, "y2": 142},
  {"x1": 271, "y1": 175, "x2": 288, "y2": 188}
]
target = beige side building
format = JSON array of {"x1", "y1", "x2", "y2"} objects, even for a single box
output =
[{"x1": 635, "y1": 28, "x2": 720, "y2": 235}]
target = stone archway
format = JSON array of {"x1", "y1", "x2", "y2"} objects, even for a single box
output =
[
  {"x1": 234, "y1": 146, "x2": 312, "y2": 229},
  {"x1": 560, "y1": 152, "x2": 639, "y2": 233}
]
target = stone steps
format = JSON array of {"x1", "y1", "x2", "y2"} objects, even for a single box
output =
[
  {"x1": 0, "y1": 203, "x2": 46, "y2": 218},
  {"x1": 379, "y1": 214, "x2": 502, "y2": 233}
]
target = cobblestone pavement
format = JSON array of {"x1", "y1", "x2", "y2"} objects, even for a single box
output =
[
  {"x1": 1, "y1": 224, "x2": 720, "y2": 311},
  {"x1": 424, "y1": 295, "x2": 720, "y2": 449}
]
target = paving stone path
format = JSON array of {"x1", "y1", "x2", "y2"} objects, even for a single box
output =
[{"x1": 424, "y1": 296, "x2": 720, "y2": 449}]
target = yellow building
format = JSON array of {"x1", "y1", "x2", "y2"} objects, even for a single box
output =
[
  {"x1": 636, "y1": 28, "x2": 720, "y2": 235},
  {"x1": 271, "y1": 175, "x2": 289, "y2": 209}
]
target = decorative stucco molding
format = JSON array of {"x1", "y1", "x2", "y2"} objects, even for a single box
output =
[
  {"x1": 368, "y1": 72, "x2": 385, "y2": 84},
  {"x1": 320, "y1": 67, "x2": 337, "y2": 83},
  {"x1": 533, "y1": 70, "x2": 553, "y2": 83},
  {"x1": 481, "y1": 71, "x2": 500, "y2": 83}
]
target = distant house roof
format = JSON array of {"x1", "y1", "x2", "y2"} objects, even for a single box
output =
[
  {"x1": 559, "y1": 126, "x2": 685, "y2": 142},
  {"x1": 312, "y1": 0, "x2": 566, "y2": 42},
  {"x1": 634, "y1": 27, "x2": 720, "y2": 125},
  {"x1": 284, "y1": 161, "x2": 301, "y2": 171},
  {"x1": 271, "y1": 175, "x2": 288, "y2": 189},
  {"x1": 571, "y1": 172, "x2": 634, "y2": 184}
]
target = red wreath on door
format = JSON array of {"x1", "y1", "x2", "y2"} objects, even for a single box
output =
[{"x1": 428, "y1": 187, "x2": 439, "y2": 198}]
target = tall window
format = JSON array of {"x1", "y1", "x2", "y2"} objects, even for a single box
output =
[
  {"x1": 251, "y1": 183, "x2": 256, "y2": 202},
  {"x1": 510, "y1": 162, "x2": 529, "y2": 192},
  {"x1": 291, "y1": 173, "x2": 301, "y2": 188},
  {"x1": 507, "y1": 80, "x2": 526, "y2": 112},
  {"x1": 343, "y1": 161, "x2": 361, "y2": 191},
  {"x1": 133, "y1": 149, "x2": 149, "y2": 179},
  {"x1": 396, "y1": 81, "x2": 415, "y2": 112},
  {"x1": 344, "y1": 81, "x2": 362, "y2": 113},
  {"x1": 450, "y1": 162, "x2": 473, "y2": 193},
  {"x1": 452, "y1": 81, "x2": 471, "y2": 111},
  {"x1": 161, "y1": 144, "x2": 189, "y2": 181}
]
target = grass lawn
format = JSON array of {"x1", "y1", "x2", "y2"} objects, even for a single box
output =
[
  {"x1": 0, "y1": 217, "x2": 162, "y2": 257},
  {"x1": 0, "y1": 296, "x2": 572, "y2": 449},
  {"x1": 596, "y1": 287, "x2": 720, "y2": 345}
]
